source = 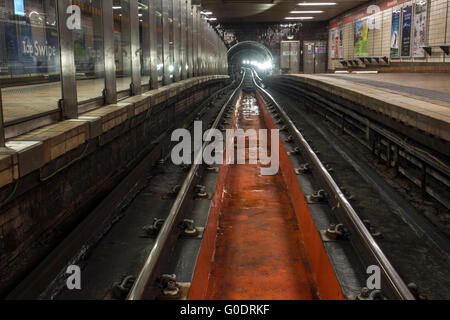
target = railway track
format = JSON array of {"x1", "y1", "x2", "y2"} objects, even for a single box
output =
[
  {"x1": 268, "y1": 77, "x2": 450, "y2": 212},
  {"x1": 6, "y1": 69, "x2": 425, "y2": 300},
  {"x1": 4, "y1": 77, "x2": 239, "y2": 300},
  {"x1": 125, "y1": 69, "x2": 414, "y2": 300},
  {"x1": 264, "y1": 75, "x2": 450, "y2": 299}
]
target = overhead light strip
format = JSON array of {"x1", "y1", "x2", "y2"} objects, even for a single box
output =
[
  {"x1": 284, "y1": 16, "x2": 314, "y2": 20},
  {"x1": 297, "y1": 2, "x2": 336, "y2": 6},
  {"x1": 290, "y1": 10, "x2": 324, "y2": 13}
]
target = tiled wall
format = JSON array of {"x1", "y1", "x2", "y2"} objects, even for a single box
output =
[{"x1": 328, "y1": 0, "x2": 450, "y2": 70}]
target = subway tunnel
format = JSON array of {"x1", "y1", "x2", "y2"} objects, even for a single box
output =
[{"x1": 0, "y1": 0, "x2": 449, "y2": 309}]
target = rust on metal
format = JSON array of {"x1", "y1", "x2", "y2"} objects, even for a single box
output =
[{"x1": 189, "y1": 91, "x2": 344, "y2": 300}]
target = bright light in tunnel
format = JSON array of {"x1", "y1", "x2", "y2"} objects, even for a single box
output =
[{"x1": 242, "y1": 59, "x2": 273, "y2": 71}]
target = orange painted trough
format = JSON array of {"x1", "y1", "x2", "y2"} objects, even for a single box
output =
[{"x1": 188, "y1": 91, "x2": 345, "y2": 300}]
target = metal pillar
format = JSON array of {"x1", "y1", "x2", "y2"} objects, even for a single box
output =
[
  {"x1": 102, "y1": 0, "x2": 117, "y2": 104},
  {"x1": 187, "y1": 0, "x2": 193, "y2": 78},
  {"x1": 57, "y1": 0, "x2": 78, "y2": 119},
  {"x1": 173, "y1": 0, "x2": 181, "y2": 82},
  {"x1": 162, "y1": 0, "x2": 171, "y2": 85},
  {"x1": 180, "y1": 0, "x2": 187, "y2": 80},
  {"x1": 130, "y1": 0, "x2": 142, "y2": 95},
  {"x1": 149, "y1": 0, "x2": 159, "y2": 89}
]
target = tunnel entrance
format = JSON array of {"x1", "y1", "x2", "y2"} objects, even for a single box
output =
[{"x1": 227, "y1": 41, "x2": 273, "y2": 76}]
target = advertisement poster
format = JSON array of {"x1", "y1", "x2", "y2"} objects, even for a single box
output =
[
  {"x1": 401, "y1": 5, "x2": 412, "y2": 57},
  {"x1": 14, "y1": 0, "x2": 25, "y2": 16},
  {"x1": 338, "y1": 28, "x2": 344, "y2": 59},
  {"x1": 315, "y1": 42, "x2": 327, "y2": 54},
  {"x1": 413, "y1": 1, "x2": 427, "y2": 57},
  {"x1": 4, "y1": 22, "x2": 60, "y2": 75},
  {"x1": 330, "y1": 30, "x2": 336, "y2": 58},
  {"x1": 390, "y1": 10, "x2": 401, "y2": 57},
  {"x1": 334, "y1": 31, "x2": 339, "y2": 58},
  {"x1": 354, "y1": 20, "x2": 369, "y2": 56}
]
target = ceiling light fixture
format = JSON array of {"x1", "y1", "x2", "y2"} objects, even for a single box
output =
[
  {"x1": 290, "y1": 10, "x2": 324, "y2": 13},
  {"x1": 284, "y1": 16, "x2": 314, "y2": 20},
  {"x1": 297, "y1": 2, "x2": 336, "y2": 6}
]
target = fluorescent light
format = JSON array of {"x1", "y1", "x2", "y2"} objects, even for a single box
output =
[
  {"x1": 290, "y1": 10, "x2": 323, "y2": 13},
  {"x1": 207, "y1": 17, "x2": 217, "y2": 21},
  {"x1": 201, "y1": 11, "x2": 213, "y2": 15},
  {"x1": 285, "y1": 16, "x2": 314, "y2": 20},
  {"x1": 297, "y1": 2, "x2": 336, "y2": 6}
]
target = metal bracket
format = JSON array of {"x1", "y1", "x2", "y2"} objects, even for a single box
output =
[
  {"x1": 321, "y1": 223, "x2": 350, "y2": 241},
  {"x1": 285, "y1": 135, "x2": 294, "y2": 143},
  {"x1": 194, "y1": 185, "x2": 211, "y2": 199},
  {"x1": 355, "y1": 287, "x2": 386, "y2": 300},
  {"x1": 306, "y1": 189, "x2": 327, "y2": 203},
  {"x1": 143, "y1": 218, "x2": 165, "y2": 237},
  {"x1": 156, "y1": 274, "x2": 190, "y2": 300},
  {"x1": 287, "y1": 147, "x2": 301, "y2": 156},
  {"x1": 295, "y1": 163, "x2": 310, "y2": 175},
  {"x1": 109, "y1": 275, "x2": 136, "y2": 300},
  {"x1": 363, "y1": 219, "x2": 383, "y2": 239},
  {"x1": 162, "y1": 185, "x2": 182, "y2": 199}
]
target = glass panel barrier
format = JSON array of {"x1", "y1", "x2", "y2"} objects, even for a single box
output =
[
  {"x1": 168, "y1": 0, "x2": 174, "y2": 80},
  {"x1": 75, "y1": 0, "x2": 105, "y2": 103},
  {"x1": 155, "y1": 0, "x2": 163, "y2": 84},
  {"x1": 0, "y1": 0, "x2": 61, "y2": 123},
  {"x1": 139, "y1": 0, "x2": 150, "y2": 86},
  {"x1": 113, "y1": 0, "x2": 131, "y2": 92}
]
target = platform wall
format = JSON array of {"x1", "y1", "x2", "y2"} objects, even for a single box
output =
[
  {"x1": 0, "y1": 77, "x2": 227, "y2": 298},
  {"x1": 328, "y1": 0, "x2": 450, "y2": 71}
]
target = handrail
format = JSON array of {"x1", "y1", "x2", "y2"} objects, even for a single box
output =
[{"x1": 251, "y1": 69, "x2": 414, "y2": 300}]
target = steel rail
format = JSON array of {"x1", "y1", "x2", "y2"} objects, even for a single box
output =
[
  {"x1": 126, "y1": 71, "x2": 246, "y2": 300},
  {"x1": 251, "y1": 70, "x2": 415, "y2": 300}
]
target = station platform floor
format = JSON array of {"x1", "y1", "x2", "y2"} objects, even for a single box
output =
[
  {"x1": 278, "y1": 73, "x2": 450, "y2": 143},
  {"x1": 322, "y1": 73, "x2": 450, "y2": 106},
  {"x1": 1, "y1": 72, "x2": 449, "y2": 142},
  {"x1": 1, "y1": 77, "x2": 132, "y2": 124}
]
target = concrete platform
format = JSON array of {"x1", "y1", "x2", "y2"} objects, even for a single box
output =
[
  {"x1": 0, "y1": 75, "x2": 228, "y2": 189},
  {"x1": 277, "y1": 73, "x2": 450, "y2": 143},
  {"x1": 0, "y1": 78, "x2": 135, "y2": 124}
]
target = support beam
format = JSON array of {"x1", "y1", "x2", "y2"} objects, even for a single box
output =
[
  {"x1": 187, "y1": 0, "x2": 193, "y2": 78},
  {"x1": 173, "y1": 0, "x2": 181, "y2": 82},
  {"x1": 148, "y1": 0, "x2": 158, "y2": 89},
  {"x1": 130, "y1": 0, "x2": 142, "y2": 95},
  {"x1": 57, "y1": 0, "x2": 78, "y2": 119},
  {"x1": 181, "y1": 0, "x2": 187, "y2": 80},
  {"x1": 102, "y1": 0, "x2": 117, "y2": 104},
  {"x1": 162, "y1": 0, "x2": 171, "y2": 85}
]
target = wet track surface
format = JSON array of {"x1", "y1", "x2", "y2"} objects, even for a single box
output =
[{"x1": 201, "y1": 94, "x2": 319, "y2": 299}]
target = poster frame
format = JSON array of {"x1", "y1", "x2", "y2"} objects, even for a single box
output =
[
  {"x1": 354, "y1": 19, "x2": 370, "y2": 57},
  {"x1": 400, "y1": 4, "x2": 413, "y2": 58},
  {"x1": 413, "y1": 0, "x2": 428, "y2": 58},
  {"x1": 390, "y1": 8, "x2": 401, "y2": 58}
]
